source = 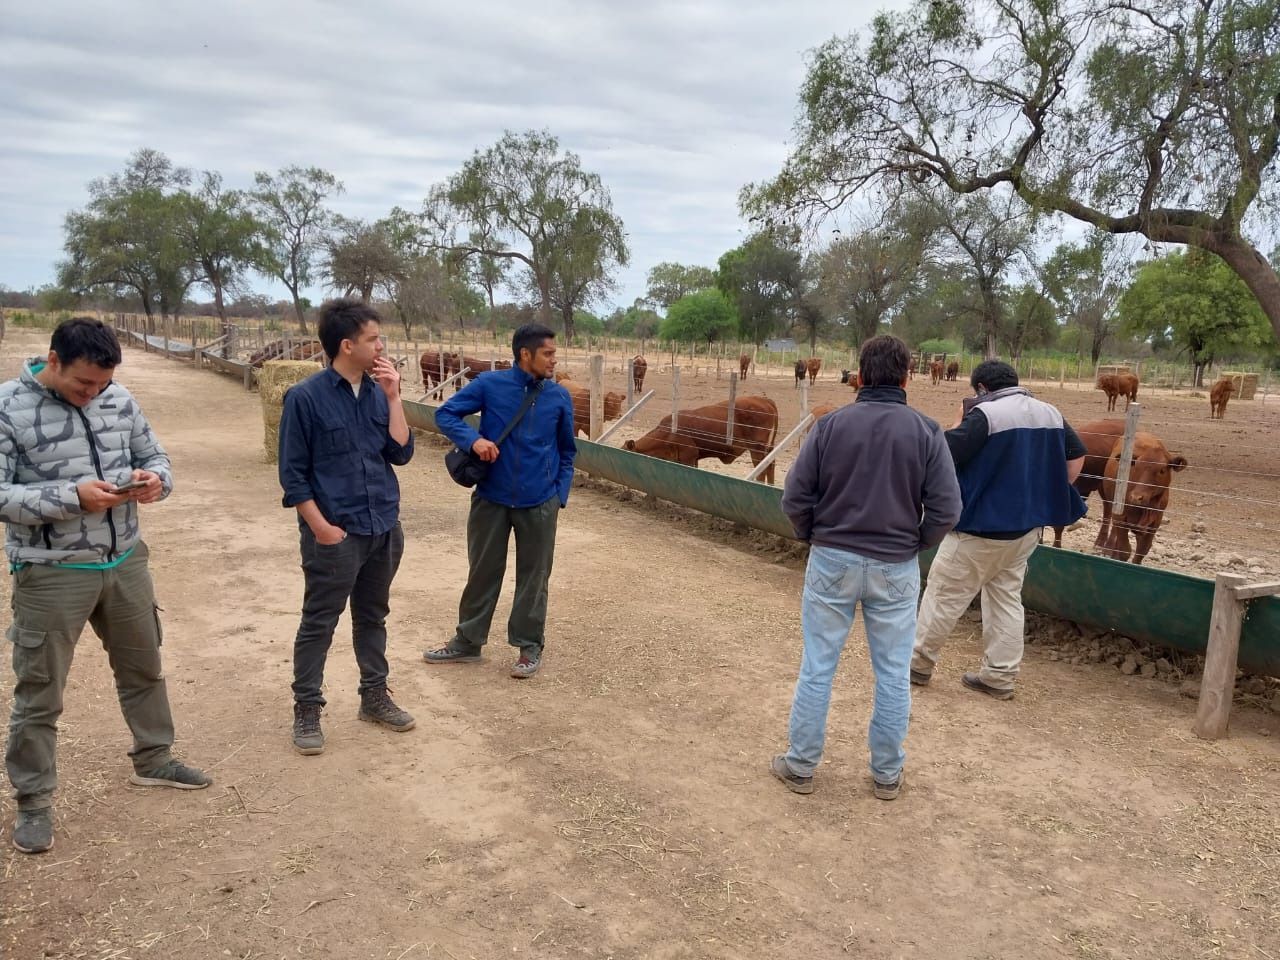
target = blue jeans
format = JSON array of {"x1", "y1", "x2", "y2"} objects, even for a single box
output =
[{"x1": 785, "y1": 545, "x2": 920, "y2": 784}]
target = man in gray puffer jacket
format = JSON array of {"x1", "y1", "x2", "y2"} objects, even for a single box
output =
[{"x1": 2, "y1": 318, "x2": 210, "y2": 856}]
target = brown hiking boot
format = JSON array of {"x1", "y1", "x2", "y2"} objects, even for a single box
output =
[{"x1": 358, "y1": 687, "x2": 415, "y2": 732}]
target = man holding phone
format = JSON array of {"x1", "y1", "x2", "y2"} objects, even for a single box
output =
[
  {"x1": 2, "y1": 318, "x2": 211, "y2": 856},
  {"x1": 277, "y1": 297, "x2": 415, "y2": 755}
]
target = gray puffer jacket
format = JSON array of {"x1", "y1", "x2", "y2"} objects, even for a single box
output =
[{"x1": 0, "y1": 359, "x2": 173, "y2": 566}]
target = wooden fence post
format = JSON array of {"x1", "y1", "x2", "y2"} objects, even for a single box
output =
[
  {"x1": 1193, "y1": 575, "x2": 1280, "y2": 739},
  {"x1": 671, "y1": 366, "x2": 681, "y2": 434},
  {"x1": 589, "y1": 354, "x2": 604, "y2": 440},
  {"x1": 726, "y1": 374, "x2": 737, "y2": 441},
  {"x1": 1110, "y1": 404, "x2": 1142, "y2": 518}
]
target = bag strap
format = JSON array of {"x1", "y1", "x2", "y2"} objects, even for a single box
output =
[{"x1": 492, "y1": 380, "x2": 542, "y2": 448}]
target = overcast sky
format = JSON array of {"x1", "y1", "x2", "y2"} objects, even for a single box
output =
[{"x1": 0, "y1": 0, "x2": 909, "y2": 314}]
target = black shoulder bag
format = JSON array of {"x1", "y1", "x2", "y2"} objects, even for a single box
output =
[{"x1": 444, "y1": 382, "x2": 542, "y2": 488}]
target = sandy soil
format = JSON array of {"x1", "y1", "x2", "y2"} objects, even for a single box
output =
[{"x1": 2, "y1": 327, "x2": 1278, "y2": 960}]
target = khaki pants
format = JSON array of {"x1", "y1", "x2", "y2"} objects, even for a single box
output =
[
  {"x1": 911, "y1": 531, "x2": 1040, "y2": 690},
  {"x1": 5, "y1": 544, "x2": 175, "y2": 811}
]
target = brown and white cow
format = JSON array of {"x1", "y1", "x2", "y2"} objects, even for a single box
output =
[
  {"x1": 929, "y1": 360, "x2": 944, "y2": 385},
  {"x1": 805, "y1": 357, "x2": 822, "y2": 384},
  {"x1": 623, "y1": 396, "x2": 780, "y2": 484},
  {"x1": 1210, "y1": 378, "x2": 1234, "y2": 419},
  {"x1": 945, "y1": 361, "x2": 959, "y2": 382},
  {"x1": 738, "y1": 353, "x2": 750, "y2": 381},
  {"x1": 560, "y1": 381, "x2": 625, "y2": 438},
  {"x1": 632, "y1": 356, "x2": 648, "y2": 393},
  {"x1": 1051, "y1": 419, "x2": 1187, "y2": 564}
]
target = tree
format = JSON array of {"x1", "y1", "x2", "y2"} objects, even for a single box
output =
[
  {"x1": 717, "y1": 233, "x2": 803, "y2": 345},
  {"x1": 645, "y1": 262, "x2": 718, "y2": 311},
  {"x1": 58, "y1": 149, "x2": 195, "y2": 331},
  {"x1": 1042, "y1": 237, "x2": 1128, "y2": 364},
  {"x1": 1117, "y1": 249, "x2": 1275, "y2": 385},
  {"x1": 743, "y1": 0, "x2": 1280, "y2": 340},
  {"x1": 432, "y1": 130, "x2": 629, "y2": 340},
  {"x1": 1002, "y1": 281, "x2": 1057, "y2": 365},
  {"x1": 812, "y1": 218, "x2": 926, "y2": 347},
  {"x1": 250, "y1": 166, "x2": 342, "y2": 334},
  {"x1": 607, "y1": 300, "x2": 662, "y2": 339},
  {"x1": 174, "y1": 171, "x2": 262, "y2": 346},
  {"x1": 326, "y1": 216, "x2": 401, "y2": 303},
  {"x1": 660, "y1": 289, "x2": 738, "y2": 347}
]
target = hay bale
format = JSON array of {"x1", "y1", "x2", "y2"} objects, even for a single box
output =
[
  {"x1": 1097, "y1": 363, "x2": 1131, "y2": 377},
  {"x1": 1220, "y1": 371, "x2": 1258, "y2": 400},
  {"x1": 259, "y1": 360, "x2": 321, "y2": 463}
]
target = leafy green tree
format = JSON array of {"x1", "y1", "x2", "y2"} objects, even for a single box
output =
[
  {"x1": 813, "y1": 219, "x2": 926, "y2": 346},
  {"x1": 645, "y1": 262, "x2": 717, "y2": 311},
  {"x1": 174, "y1": 171, "x2": 262, "y2": 344},
  {"x1": 1002, "y1": 281, "x2": 1057, "y2": 364},
  {"x1": 1117, "y1": 250, "x2": 1275, "y2": 384},
  {"x1": 1042, "y1": 237, "x2": 1127, "y2": 364},
  {"x1": 59, "y1": 149, "x2": 194, "y2": 331},
  {"x1": 326, "y1": 216, "x2": 402, "y2": 303},
  {"x1": 660, "y1": 289, "x2": 738, "y2": 347},
  {"x1": 432, "y1": 130, "x2": 628, "y2": 340},
  {"x1": 607, "y1": 300, "x2": 662, "y2": 339},
  {"x1": 716, "y1": 233, "x2": 803, "y2": 345},
  {"x1": 250, "y1": 166, "x2": 342, "y2": 334},
  {"x1": 743, "y1": 0, "x2": 1280, "y2": 339}
]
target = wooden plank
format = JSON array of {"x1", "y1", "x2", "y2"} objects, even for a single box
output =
[
  {"x1": 1193, "y1": 574, "x2": 1249, "y2": 739},
  {"x1": 1231, "y1": 581, "x2": 1280, "y2": 601}
]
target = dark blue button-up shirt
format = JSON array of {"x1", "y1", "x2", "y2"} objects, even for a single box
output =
[{"x1": 277, "y1": 367, "x2": 414, "y2": 535}]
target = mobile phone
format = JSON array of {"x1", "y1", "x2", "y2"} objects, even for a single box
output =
[{"x1": 112, "y1": 479, "x2": 147, "y2": 493}]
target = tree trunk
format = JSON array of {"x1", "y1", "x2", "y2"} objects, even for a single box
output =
[
  {"x1": 289, "y1": 288, "x2": 309, "y2": 335},
  {"x1": 212, "y1": 278, "x2": 230, "y2": 359},
  {"x1": 561, "y1": 301, "x2": 576, "y2": 342},
  {"x1": 1200, "y1": 235, "x2": 1280, "y2": 342},
  {"x1": 981, "y1": 285, "x2": 999, "y2": 359}
]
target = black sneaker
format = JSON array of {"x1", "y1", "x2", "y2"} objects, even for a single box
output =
[
  {"x1": 909, "y1": 669, "x2": 931, "y2": 686},
  {"x1": 129, "y1": 759, "x2": 213, "y2": 789},
  {"x1": 962, "y1": 672, "x2": 1015, "y2": 700},
  {"x1": 770, "y1": 754, "x2": 814, "y2": 795},
  {"x1": 358, "y1": 687, "x2": 415, "y2": 732},
  {"x1": 293, "y1": 702, "x2": 325, "y2": 756},
  {"x1": 12, "y1": 808, "x2": 53, "y2": 854},
  {"x1": 422, "y1": 644, "x2": 482, "y2": 664},
  {"x1": 873, "y1": 769, "x2": 905, "y2": 801}
]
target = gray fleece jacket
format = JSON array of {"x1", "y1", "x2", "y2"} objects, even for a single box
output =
[
  {"x1": 0, "y1": 359, "x2": 173, "y2": 566},
  {"x1": 781, "y1": 385, "x2": 961, "y2": 562}
]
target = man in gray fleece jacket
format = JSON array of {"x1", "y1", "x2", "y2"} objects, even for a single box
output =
[{"x1": 771, "y1": 335, "x2": 960, "y2": 800}]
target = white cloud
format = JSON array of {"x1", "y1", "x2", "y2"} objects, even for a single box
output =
[{"x1": 0, "y1": 0, "x2": 902, "y2": 308}]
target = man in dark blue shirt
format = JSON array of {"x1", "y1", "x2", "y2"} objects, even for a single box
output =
[
  {"x1": 425, "y1": 323, "x2": 576, "y2": 679},
  {"x1": 278, "y1": 298, "x2": 415, "y2": 755}
]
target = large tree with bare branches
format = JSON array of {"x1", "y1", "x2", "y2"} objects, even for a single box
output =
[{"x1": 741, "y1": 0, "x2": 1280, "y2": 340}]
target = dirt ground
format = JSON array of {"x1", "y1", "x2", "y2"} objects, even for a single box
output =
[{"x1": 2, "y1": 328, "x2": 1279, "y2": 960}]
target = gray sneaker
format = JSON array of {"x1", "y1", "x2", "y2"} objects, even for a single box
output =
[
  {"x1": 12, "y1": 808, "x2": 54, "y2": 854},
  {"x1": 422, "y1": 644, "x2": 482, "y2": 664},
  {"x1": 873, "y1": 769, "x2": 905, "y2": 801},
  {"x1": 770, "y1": 754, "x2": 814, "y2": 795},
  {"x1": 128, "y1": 759, "x2": 212, "y2": 789},
  {"x1": 358, "y1": 687, "x2": 415, "y2": 732},
  {"x1": 510, "y1": 649, "x2": 541, "y2": 679},
  {"x1": 293, "y1": 702, "x2": 325, "y2": 755}
]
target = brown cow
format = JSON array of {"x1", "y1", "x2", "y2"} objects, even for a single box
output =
[
  {"x1": 1051, "y1": 419, "x2": 1188, "y2": 564},
  {"x1": 929, "y1": 360, "x2": 943, "y2": 385},
  {"x1": 459, "y1": 355, "x2": 512, "y2": 380},
  {"x1": 1210, "y1": 378, "x2": 1234, "y2": 419},
  {"x1": 623, "y1": 396, "x2": 780, "y2": 484},
  {"x1": 805, "y1": 357, "x2": 822, "y2": 384},
  {"x1": 806, "y1": 402, "x2": 840, "y2": 433},
  {"x1": 738, "y1": 353, "x2": 750, "y2": 381},
  {"x1": 560, "y1": 381, "x2": 625, "y2": 438},
  {"x1": 419, "y1": 350, "x2": 460, "y2": 398},
  {"x1": 632, "y1": 356, "x2": 647, "y2": 393},
  {"x1": 1116, "y1": 373, "x2": 1139, "y2": 409},
  {"x1": 794, "y1": 359, "x2": 806, "y2": 387},
  {"x1": 945, "y1": 361, "x2": 959, "y2": 382},
  {"x1": 1096, "y1": 373, "x2": 1121, "y2": 411}
]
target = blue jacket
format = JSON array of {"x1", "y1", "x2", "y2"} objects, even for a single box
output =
[
  {"x1": 436, "y1": 366, "x2": 576, "y2": 508},
  {"x1": 948, "y1": 388, "x2": 1087, "y2": 536}
]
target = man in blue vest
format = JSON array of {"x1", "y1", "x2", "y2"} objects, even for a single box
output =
[{"x1": 910, "y1": 360, "x2": 1087, "y2": 699}]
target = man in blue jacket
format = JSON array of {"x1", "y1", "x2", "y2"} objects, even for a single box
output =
[
  {"x1": 773, "y1": 335, "x2": 961, "y2": 800},
  {"x1": 910, "y1": 360, "x2": 1087, "y2": 700},
  {"x1": 425, "y1": 324, "x2": 576, "y2": 679}
]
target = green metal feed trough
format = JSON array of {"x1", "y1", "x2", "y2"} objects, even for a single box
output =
[{"x1": 404, "y1": 399, "x2": 1280, "y2": 676}]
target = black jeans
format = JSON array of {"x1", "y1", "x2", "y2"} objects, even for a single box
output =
[
  {"x1": 453, "y1": 495, "x2": 559, "y2": 655},
  {"x1": 292, "y1": 523, "x2": 404, "y2": 706}
]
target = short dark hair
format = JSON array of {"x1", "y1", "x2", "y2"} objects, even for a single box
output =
[
  {"x1": 512, "y1": 323, "x2": 555, "y2": 362},
  {"x1": 50, "y1": 317, "x2": 122, "y2": 369},
  {"x1": 969, "y1": 359, "x2": 1018, "y2": 392},
  {"x1": 857, "y1": 335, "x2": 910, "y2": 387},
  {"x1": 318, "y1": 297, "x2": 381, "y2": 360}
]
